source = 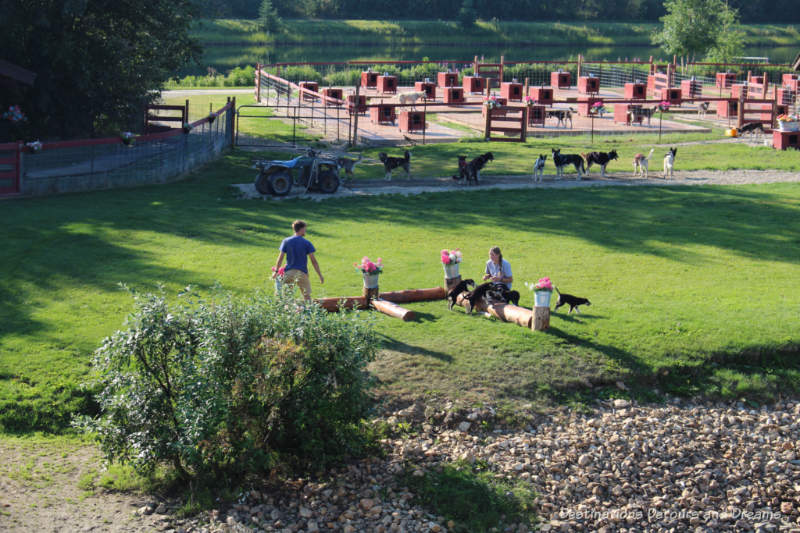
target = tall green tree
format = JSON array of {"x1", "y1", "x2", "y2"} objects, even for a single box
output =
[
  {"x1": 259, "y1": 0, "x2": 283, "y2": 34},
  {"x1": 458, "y1": 0, "x2": 479, "y2": 28},
  {"x1": 0, "y1": 0, "x2": 200, "y2": 140},
  {"x1": 652, "y1": 0, "x2": 742, "y2": 66}
]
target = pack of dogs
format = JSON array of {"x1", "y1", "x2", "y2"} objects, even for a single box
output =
[
  {"x1": 446, "y1": 279, "x2": 590, "y2": 315},
  {"x1": 451, "y1": 152, "x2": 494, "y2": 185}
]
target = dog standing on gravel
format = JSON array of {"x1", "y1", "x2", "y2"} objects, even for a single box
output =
[
  {"x1": 663, "y1": 147, "x2": 677, "y2": 179},
  {"x1": 633, "y1": 148, "x2": 654, "y2": 178},
  {"x1": 583, "y1": 150, "x2": 618, "y2": 178},
  {"x1": 551, "y1": 148, "x2": 585, "y2": 180},
  {"x1": 379, "y1": 150, "x2": 411, "y2": 180},
  {"x1": 464, "y1": 152, "x2": 494, "y2": 185},
  {"x1": 532, "y1": 154, "x2": 547, "y2": 182}
]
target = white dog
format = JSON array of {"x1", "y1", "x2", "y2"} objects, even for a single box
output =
[
  {"x1": 532, "y1": 154, "x2": 547, "y2": 182},
  {"x1": 663, "y1": 147, "x2": 677, "y2": 179},
  {"x1": 633, "y1": 148, "x2": 654, "y2": 178},
  {"x1": 396, "y1": 91, "x2": 427, "y2": 108}
]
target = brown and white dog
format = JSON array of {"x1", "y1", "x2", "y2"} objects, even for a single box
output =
[{"x1": 633, "y1": 148, "x2": 654, "y2": 178}]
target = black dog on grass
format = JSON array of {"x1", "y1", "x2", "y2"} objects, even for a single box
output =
[
  {"x1": 463, "y1": 282, "x2": 520, "y2": 313},
  {"x1": 464, "y1": 152, "x2": 494, "y2": 185},
  {"x1": 583, "y1": 150, "x2": 618, "y2": 178}
]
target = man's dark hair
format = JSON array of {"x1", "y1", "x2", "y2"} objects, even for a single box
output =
[{"x1": 292, "y1": 220, "x2": 306, "y2": 233}]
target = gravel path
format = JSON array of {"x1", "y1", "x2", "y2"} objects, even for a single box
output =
[
  {"x1": 173, "y1": 399, "x2": 799, "y2": 532},
  {"x1": 232, "y1": 169, "x2": 800, "y2": 201}
]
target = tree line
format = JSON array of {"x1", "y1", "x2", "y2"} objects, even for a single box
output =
[{"x1": 200, "y1": 0, "x2": 800, "y2": 23}]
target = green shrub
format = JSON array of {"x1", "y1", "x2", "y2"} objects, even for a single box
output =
[{"x1": 76, "y1": 288, "x2": 378, "y2": 482}]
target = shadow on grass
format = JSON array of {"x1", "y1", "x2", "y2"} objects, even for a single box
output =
[{"x1": 377, "y1": 334, "x2": 453, "y2": 362}]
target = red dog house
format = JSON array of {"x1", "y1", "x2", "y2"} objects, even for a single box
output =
[
  {"x1": 321, "y1": 88, "x2": 343, "y2": 105},
  {"x1": 680, "y1": 79, "x2": 702, "y2": 99},
  {"x1": 377, "y1": 75, "x2": 397, "y2": 94},
  {"x1": 463, "y1": 76, "x2": 486, "y2": 94},
  {"x1": 299, "y1": 81, "x2": 319, "y2": 102},
  {"x1": 550, "y1": 71, "x2": 571, "y2": 89},
  {"x1": 346, "y1": 94, "x2": 367, "y2": 114},
  {"x1": 614, "y1": 104, "x2": 641, "y2": 125},
  {"x1": 782, "y1": 73, "x2": 798, "y2": 85},
  {"x1": 500, "y1": 82, "x2": 523, "y2": 101},
  {"x1": 783, "y1": 78, "x2": 800, "y2": 92},
  {"x1": 578, "y1": 76, "x2": 600, "y2": 94},
  {"x1": 370, "y1": 104, "x2": 396, "y2": 125},
  {"x1": 361, "y1": 71, "x2": 378, "y2": 89},
  {"x1": 527, "y1": 104, "x2": 546, "y2": 126},
  {"x1": 443, "y1": 87, "x2": 465, "y2": 104},
  {"x1": 657, "y1": 88, "x2": 682, "y2": 106},
  {"x1": 777, "y1": 88, "x2": 795, "y2": 106},
  {"x1": 414, "y1": 81, "x2": 436, "y2": 99},
  {"x1": 399, "y1": 111, "x2": 425, "y2": 132},
  {"x1": 716, "y1": 99, "x2": 738, "y2": 118},
  {"x1": 731, "y1": 84, "x2": 748, "y2": 99},
  {"x1": 528, "y1": 87, "x2": 554, "y2": 106},
  {"x1": 773, "y1": 130, "x2": 800, "y2": 150},
  {"x1": 437, "y1": 72, "x2": 458, "y2": 88},
  {"x1": 624, "y1": 82, "x2": 646, "y2": 100},
  {"x1": 716, "y1": 72, "x2": 736, "y2": 89},
  {"x1": 749, "y1": 75, "x2": 765, "y2": 85}
]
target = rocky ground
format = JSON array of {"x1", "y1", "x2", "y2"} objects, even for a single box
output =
[{"x1": 2, "y1": 398, "x2": 799, "y2": 532}]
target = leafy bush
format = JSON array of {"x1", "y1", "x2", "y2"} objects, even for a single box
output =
[{"x1": 76, "y1": 288, "x2": 378, "y2": 482}]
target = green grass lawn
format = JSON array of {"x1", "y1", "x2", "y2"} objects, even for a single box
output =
[{"x1": 2, "y1": 144, "x2": 800, "y2": 433}]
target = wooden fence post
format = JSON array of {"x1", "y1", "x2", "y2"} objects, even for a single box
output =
[
  {"x1": 737, "y1": 91, "x2": 745, "y2": 129},
  {"x1": 351, "y1": 85, "x2": 360, "y2": 147}
]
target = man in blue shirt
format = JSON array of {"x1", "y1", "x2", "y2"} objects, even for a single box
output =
[{"x1": 272, "y1": 220, "x2": 324, "y2": 300}]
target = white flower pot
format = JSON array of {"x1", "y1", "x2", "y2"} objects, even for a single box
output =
[
  {"x1": 443, "y1": 262, "x2": 460, "y2": 278},
  {"x1": 779, "y1": 121, "x2": 799, "y2": 132},
  {"x1": 534, "y1": 290, "x2": 552, "y2": 307},
  {"x1": 363, "y1": 272, "x2": 380, "y2": 289}
]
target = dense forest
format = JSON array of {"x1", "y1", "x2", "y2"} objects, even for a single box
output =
[{"x1": 197, "y1": 0, "x2": 800, "y2": 23}]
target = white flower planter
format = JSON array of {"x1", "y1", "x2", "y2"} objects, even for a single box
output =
[
  {"x1": 534, "y1": 290, "x2": 552, "y2": 307},
  {"x1": 778, "y1": 121, "x2": 800, "y2": 132},
  {"x1": 363, "y1": 272, "x2": 380, "y2": 289},
  {"x1": 443, "y1": 262, "x2": 460, "y2": 278}
]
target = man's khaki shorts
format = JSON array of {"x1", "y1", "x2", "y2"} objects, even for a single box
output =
[{"x1": 284, "y1": 269, "x2": 312, "y2": 298}]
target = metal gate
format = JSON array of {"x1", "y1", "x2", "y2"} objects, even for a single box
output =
[{"x1": 0, "y1": 143, "x2": 20, "y2": 196}]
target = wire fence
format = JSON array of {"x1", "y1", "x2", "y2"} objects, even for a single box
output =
[{"x1": 15, "y1": 101, "x2": 234, "y2": 197}]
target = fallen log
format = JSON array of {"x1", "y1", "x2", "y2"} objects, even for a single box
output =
[
  {"x1": 379, "y1": 286, "x2": 446, "y2": 303},
  {"x1": 371, "y1": 298, "x2": 416, "y2": 321},
  {"x1": 315, "y1": 296, "x2": 367, "y2": 312},
  {"x1": 455, "y1": 293, "x2": 532, "y2": 328}
]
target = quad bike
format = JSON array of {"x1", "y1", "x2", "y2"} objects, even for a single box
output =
[{"x1": 253, "y1": 149, "x2": 341, "y2": 196}]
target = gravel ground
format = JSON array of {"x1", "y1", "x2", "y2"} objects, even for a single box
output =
[
  {"x1": 165, "y1": 398, "x2": 800, "y2": 533},
  {"x1": 232, "y1": 169, "x2": 800, "y2": 201}
]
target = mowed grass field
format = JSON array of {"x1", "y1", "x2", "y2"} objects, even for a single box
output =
[{"x1": 2, "y1": 139, "x2": 800, "y2": 433}]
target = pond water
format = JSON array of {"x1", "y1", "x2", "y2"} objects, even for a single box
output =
[{"x1": 192, "y1": 43, "x2": 798, "y2": 77}]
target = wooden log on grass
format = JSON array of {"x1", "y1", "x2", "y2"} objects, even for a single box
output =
[
  {"x1": 454, "y1": 293, "x2": 532, "y2": 328},
  {"x1": 371, "y1": 298, "x2": 415, "y2": 321},
  {"x1": 533, "y1": 306, "x2": 550, "y2": 331},
  {"x1": 315, "y1": 296, "x2": 368, "y2": 312},
  {"x1": 379, "y1": 286, "x2": 446, "y2": 303}
]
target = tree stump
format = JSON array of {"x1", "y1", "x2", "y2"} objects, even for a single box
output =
[
  {"x1": 444, "y1": 275, "x2": 462, "y2": 293},
  {"x1": 371, "y1": 298, "x2": 415, "y2": 321},
  {"x1": 533, "y1": 306, "x2": 550, "y2": 331},
  {"x1": 362, "y1": 286, "x2": 379, "y2": 303}
]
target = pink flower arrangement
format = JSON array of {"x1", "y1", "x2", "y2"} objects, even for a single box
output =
[
  {"x1": 526, "y1": 276, "x2": 553, "y2": 292},
  {"x1": 484, "y1": 96, "x2": 500, "y2": 109},
  {"x1": 440, "y1": 248, "x2": 463, "y2": 265},
  {"x1": 524, "y1": 96, "x2": 538, "y2": 106},
  {"x1": 271, "y1": 266, "x2": 286, "y2": 277},
  {"x1": 355, "y1": 256, "x2": 383, "y2": 274},
  {"x1": 658, "y1": 101, "x2": 670, "y2": 112}
]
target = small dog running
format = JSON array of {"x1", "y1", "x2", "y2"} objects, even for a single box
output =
[
  {"x1": 663, "y1": 147, "x2": 677, "y2": 179},
  {"x1": 553, "y1": 287, "x2": 591, "y2": 314},
  {"x1": 531, "y1": 154, "x2": 547, "y2": 182},
  {"x1": 583, "y1": 150, "x2": 618, "y2": 178},
  {"x1": 551, "y1": 148, "x2": 584, "y2": 180},
  {"x1": 379, "y1": 150, "x2": 411, "y2": 180},
  {"x1": 633, "y1": 148, "x2": 655, "y2": 178}
]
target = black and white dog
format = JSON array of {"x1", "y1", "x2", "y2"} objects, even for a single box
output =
[
  {"x1": 532, "y1": 154, "x2": 547, "y2": 182},
  {"x1": 663, "y1": 147, "x2": 677, "y2": 179},
  {"x1": 697, "y1": 101, "x2": 710, "y2": 118},
  {"x1": 464, "y1": 152, "x2": 493, "y2": 184},
  {"x1": 554, "y1": 287, "x2": 591, "y2": 314},
  {"x1": 583, "y1": 150, "x2": 618, "y2": 178},
  {"x1": 547, "y1": 107, "x2": 575, "y2": 128},
  {"x1": 551, "y1": 148, "x2": 584, "y2": 180},
  {"x1": 379, "y1": 150, "x2": 411, "y2": 180}
]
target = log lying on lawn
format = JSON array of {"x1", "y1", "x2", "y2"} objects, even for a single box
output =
[
  {"x1": 379, "y1": 286, "x2": 446, "y2": 303},
  {"x1": 315, "y1": 296, "x2": 367, "y2": 312},
  {"x1": 371, "y1": 298, "x2": 416, "y2": 321},
  {"x1": 315, "y1": 287, "x2": 446, "y2": 312},
  {"x1": 455, "y1": 293, "x2": 533, "y2": 328}
]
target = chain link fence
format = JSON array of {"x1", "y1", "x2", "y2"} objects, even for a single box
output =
[{"x1": 17, "y1": 101, "x2": 234, "y2": 197}]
